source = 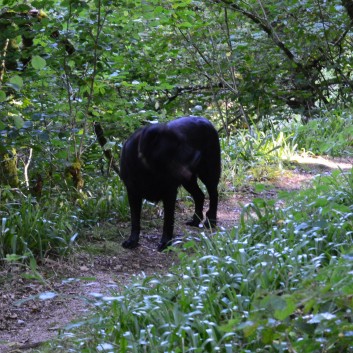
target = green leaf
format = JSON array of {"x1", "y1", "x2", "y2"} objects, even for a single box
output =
[
  {"x1": 13, "y1": 116, "x2": 25, "y2": 129},
  {"x1": 254, "y1": 183, "x2": 266, "y2": 192},
  {"x1": 5, "y1": 254, "x2": 25, "y2": 262},
  {"x1": 262, "y1": 327, "x2": 275, "y2": 344},
  {"x1": 31, "y1": 55, "x2": 47, "y2": 70},
  {"x1": 178, "y1": 22, "x2": 193, "y2": 28},
  {"x1": 314, "y1": 198, "x2": 329, "y2": 207},
  {"x1": 274, "y1": 296, "x2": 296, "y2": 320},
  {"x1": 7, "y1": 75, "x2": 23, "y2": 91},
  {"x1": 237, "y1": 321, "x2": 258, "y2": 337},
  {"x1": 0, "y1": 90, "x2": 6, "y2": 102},
  {"x1": 183, "y1": 240, "x2": 196, "y2": 249}
]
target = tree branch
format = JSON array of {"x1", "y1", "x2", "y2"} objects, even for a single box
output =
[
  {"x1": 160, "y1": 83, "x2": 225, "y2": 108},
  {"x1": 94, "y1": 122, "x2": 121, "y2": 177},
  {"x1": 211, "y1": 0, "x2": 299, "y2": 65}
]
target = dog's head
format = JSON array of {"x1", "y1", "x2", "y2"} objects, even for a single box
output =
[{"x1": 137, "y1": 123, "x2": 200, "y2": 181}]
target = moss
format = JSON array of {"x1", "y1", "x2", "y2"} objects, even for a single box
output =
[
  {"x1": 65, "y1": 158, "x2": 84, "y2": 190},
  {"x1": 0, "y1": 148, "x2": 19, "y2": 187}
]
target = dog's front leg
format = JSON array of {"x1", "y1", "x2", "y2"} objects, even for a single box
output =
[
  {"x1": 122, "y1": 191, "x2": 142, "y2": 249},
  {"x1": 158, "y1": 189, "x2": 178, "y2": 252}
]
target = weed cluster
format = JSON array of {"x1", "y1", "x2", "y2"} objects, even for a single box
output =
[{"x1": 0, "y1": 196, "x2": 78, "y2": 262}]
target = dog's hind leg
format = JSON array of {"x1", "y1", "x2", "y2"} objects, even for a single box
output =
[{"x1": 182, "y1": 177, "x2": 205, "y2": 227}]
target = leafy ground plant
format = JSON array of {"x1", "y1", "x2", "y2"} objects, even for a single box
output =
[
  {"x1": 77, "y1": 176, "x2": 129, "y2": 223},
  {"x1": 0, "y1": 172, "x2": 131, "y2": 263},
  {"x1": 0, "y1": 196, "x2": 78, "y2": 261},
  {"x1": 43, "y1": 167, "x2": 353, "y2": 353}
]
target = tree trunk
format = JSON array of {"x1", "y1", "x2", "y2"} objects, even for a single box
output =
[{"x1": 342, "y1": 0, "x2": 353, "y2": 21}]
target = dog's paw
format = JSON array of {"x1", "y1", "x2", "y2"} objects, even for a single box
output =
[
  {"x1": 157, "y1": 241, "x2": 172, "y2": 252},
  {"x1": 122, "y1": 239, "x2": 139, "y2": 249},
  {"x1": 186, "y1": 218, "x2": 201, "y2": 227}
]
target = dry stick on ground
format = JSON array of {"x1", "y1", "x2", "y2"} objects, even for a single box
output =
[{"x1": 93, "y1": 122, "x2": 121, "y2": 177}]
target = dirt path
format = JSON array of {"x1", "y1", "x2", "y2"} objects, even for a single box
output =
[{"x1": 0, "y1": 156, "x2": 352, "y2": 352}]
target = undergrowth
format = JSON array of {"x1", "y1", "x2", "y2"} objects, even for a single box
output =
[
  {"x1": 285, "y1": 110, "x2": 353, "y2": 156},
  {"x1": 45, "y1": 167, "x2": 353, "y2": 352},
  {"x1": 1, "y1": 109, "x2": 351, "y2": 263},
  {"x1": 0, "y1": 176, "x2": 128, "y2": 263},
  {"x1": 220, "y1": 127, "x2": 296, "y2": 189}
]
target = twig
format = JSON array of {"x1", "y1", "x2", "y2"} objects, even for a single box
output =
[{"x1": 23, "y1": 148, "x2": 33, "y2": 190}]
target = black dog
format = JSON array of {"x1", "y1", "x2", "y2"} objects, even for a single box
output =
[{"x1": 120, "y1": 116, "x2": 221, "y2": 251}]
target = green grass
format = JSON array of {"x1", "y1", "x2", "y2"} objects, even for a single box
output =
[
  {"x1": 220, "y1": 127, "x2": 296, "y2": 190},
  {"x1": 285, "y1": 110, "x2": 353, "y2": 156},
  {"x1": 77, "y1": 175, "x2": 130, "y2": 223},
  {"x1": 0, "y1": 196, "x2": 78, "y2": 261},
  {"x1": 0, "y1": 175, "x2": 130, "y2": 262},
  {"x1": 41, "y1": 167, "x2": 353, "y2": 353}
]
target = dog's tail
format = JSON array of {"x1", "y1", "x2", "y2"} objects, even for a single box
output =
[{"x1": 94, "y1": 122, "x2": 121, "y2": 177}]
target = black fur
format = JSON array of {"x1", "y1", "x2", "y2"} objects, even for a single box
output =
[{"x1": 120, "y1": 116, "x2": 221, "y2": 251}]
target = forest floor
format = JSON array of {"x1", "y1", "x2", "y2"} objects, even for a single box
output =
[{"x1": 0, "y1": 155, "x2": 352, "y2": 353}]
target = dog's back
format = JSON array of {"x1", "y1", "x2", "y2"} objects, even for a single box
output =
[{"x1": 168, "y1": 116, "x2": 221, "y2": 186}]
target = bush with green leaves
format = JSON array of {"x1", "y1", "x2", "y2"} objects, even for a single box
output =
[{"x1": 44, "y1": 167, "x2": 353, "y2": 352}]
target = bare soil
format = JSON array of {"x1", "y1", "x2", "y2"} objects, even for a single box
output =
[{"x1": 0, "y1": 156, "x2": 352, "y2": 353}]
